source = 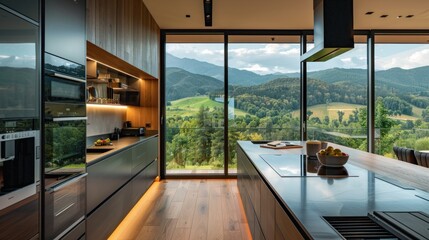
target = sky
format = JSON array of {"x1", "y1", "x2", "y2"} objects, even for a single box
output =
[
  {"x1": 0, "y1": 43, "x2": 36, "y2": 69},
  {"x1": 166, "y1": 43, "x2": 429, "y2": 75}
]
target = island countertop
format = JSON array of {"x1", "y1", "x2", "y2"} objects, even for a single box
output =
[
  {"x1": 86, "y1": 133, "x2": 158, "y2": 166},
  {"x1": 237, "y1": 141, "x2": 429, "y2": 239}
]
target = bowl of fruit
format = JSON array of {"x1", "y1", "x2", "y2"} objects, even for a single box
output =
[
  {"x1": 316, "y1": 146, "x2": 349, "y2": 167},
  {"x1": 94, "y1": 138, "x2": 112, "y2": 146}
]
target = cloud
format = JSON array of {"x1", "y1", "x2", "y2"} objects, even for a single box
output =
[
  {"x1": 242, "y1": 64, "x2": 270, "y2": 74},
  {"x1": 375, "y1": 45, "x2": 429, "y2": 70}
]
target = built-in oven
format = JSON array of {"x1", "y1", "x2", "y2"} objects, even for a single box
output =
[
  {"x1": 44, "y1": 52, "x2": 87, "y2": 239},
  {"x1": 44, "y1": 106, "x2": 87, "y2": 240},
  {"x1": 0, "y1": 130, "x2": 40, "y2": 210}
]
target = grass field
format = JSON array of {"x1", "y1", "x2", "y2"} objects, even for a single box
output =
[
  {"x1": 299, "y1": 102, "x2": 423, "y2": 121},
  {"x1": 168, "y1": 97, "x2": 424, "y2": 122},
  {"x1": 167, "y1": 96, "x2": 250, "y2": 117},
  {"x1": 292, "y1": 102, "x2": 366, "y2": 121}
]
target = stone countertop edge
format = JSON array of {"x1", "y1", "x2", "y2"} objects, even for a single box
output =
[
  {"x1": 237, "y1": 140, "x2": 429, "y2": 240},
  {"x1": 86, "y1": 134, "x2": 158, "y2": 166}
]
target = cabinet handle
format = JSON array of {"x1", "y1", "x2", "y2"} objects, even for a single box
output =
[
  {"x1": 48, "y1": 72, "x2": 86, "y2": 83},
  {"x1": 47, "y1": 173, "x2": 88, "y2": 193},
  {"x1": 53, "y1": 117, "x2": 87, "y2": 122},
  {"x1": 0, "y1": 156, "x2": 15, "y2": 163}
]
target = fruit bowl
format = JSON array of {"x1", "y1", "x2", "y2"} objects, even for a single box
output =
[{"x1": 316, "y1": 152, "x2": 349, "y2": 167}]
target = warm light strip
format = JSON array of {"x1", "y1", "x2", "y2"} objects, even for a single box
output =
[
  {"x1": 86, "y1": 57, "x2": 142, "y2": 80},
  {"x1": 87, "y1": 104, "x2": 128, "y2": 109}
]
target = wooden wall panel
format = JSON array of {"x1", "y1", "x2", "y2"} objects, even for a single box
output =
[
  {"x1": 95, "y1": 0, "x2": 117, "y2": 56},
  {"x1": 86, "y1": 0, "x2": 160, "y2": 78},
  {"x1": 126, "y1": 78, "x2": 159, "y2": 130},
  {"x1": 86, "y1": 0, "x2": 96, "y2": 43}
]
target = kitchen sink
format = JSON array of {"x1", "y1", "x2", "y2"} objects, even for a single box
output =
[{"x1": 86, "y1": 147, "x2": 113, "y2": 153}]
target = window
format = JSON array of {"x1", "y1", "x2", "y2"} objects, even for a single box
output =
[
  {"x1": 306, "y1": 36, "x2": 368, "y2": 150},
  {"x1": 375, "y1": 35, "x2": 429, "y2": 157}
]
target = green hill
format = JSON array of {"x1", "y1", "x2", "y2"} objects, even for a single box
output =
[
  {"x1": 167, "y1": 96, "x2": 250, "y2": 117},
  {"x1": 166, "y1": 67, "x2": 223, "y2": 101}
]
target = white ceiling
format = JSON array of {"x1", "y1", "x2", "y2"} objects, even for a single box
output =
[{"x1": 142, "y1": 0, "x2": 429, "y2": 30}]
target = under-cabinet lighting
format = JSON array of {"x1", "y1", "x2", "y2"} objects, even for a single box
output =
[{"x1": 87, "y1": 104, "x2": 128, "y2": 109}]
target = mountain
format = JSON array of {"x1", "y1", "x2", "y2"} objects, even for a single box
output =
[
  {"x1": 166, "y1": 67, "x2": 223, "y2": 101},
  {"x1": 166, "y1": 53, "x2": 288, "y2": 86},
  {"x1": 167, "y1": 53, "x2": 429, "y2": 93}
]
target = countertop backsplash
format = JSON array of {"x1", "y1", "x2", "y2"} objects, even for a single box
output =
[{"x1": 86, "y1": 104, "x2": 126, "y2": 137}]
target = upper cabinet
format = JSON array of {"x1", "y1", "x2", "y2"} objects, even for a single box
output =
[
  {"x1": 86, "y1": 0, "x2": 159, "y2": 78},
  {"x1": 45, "y1": 0, "x2": 86, "y2": 65}
]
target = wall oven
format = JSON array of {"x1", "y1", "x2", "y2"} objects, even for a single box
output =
[
  {"x1": 0, "y1": 130, "x2": 40, "y2": 210},
  {"x1": 44, "y1": 52, "x2": 87, "y2": 239}
]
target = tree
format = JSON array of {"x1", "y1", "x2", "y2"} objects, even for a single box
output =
[{"x1": 337, "y1": 110, "x2": 345, "y2": 123}]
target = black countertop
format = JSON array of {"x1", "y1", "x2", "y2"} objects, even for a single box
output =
[
  {"x1": 86, "y1": 134, "x2": 158, "y2": 166},
  {"x1": 238, "y1": 141, "x2": 429, "y2": 239}
]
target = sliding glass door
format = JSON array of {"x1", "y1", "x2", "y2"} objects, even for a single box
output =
[
  {"x1": 165, "y1": 35, "x2": 225, "y2": 175},
  {"x1": 227, "y1": 35, "x2": 301, "y2": 173}
]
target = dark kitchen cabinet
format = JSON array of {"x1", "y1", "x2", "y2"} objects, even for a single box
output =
[
  {"x1": 45, "y1": 0, "x2": 86, "y2": 65},
  {"x1": 86, "y1": 137, "x2": 158, "y2": 239},
  {"x1": 86, "y1": 149, "x2": 132, "y2": 213},
  {"x1": 0, "y1": 0, "x2": 39, "y2": 22}
]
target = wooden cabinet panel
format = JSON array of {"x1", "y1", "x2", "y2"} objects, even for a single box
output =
[
  {"x1": 260, "y1": 182, "x2": 275, "y2": 240},
  {"x1": 275, "y1": 201, "x2": 304, "y2": 240}
]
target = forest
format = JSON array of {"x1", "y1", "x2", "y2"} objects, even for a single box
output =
[{"x1": 165, "y1": 67, "x2": 429, "y2": 170}]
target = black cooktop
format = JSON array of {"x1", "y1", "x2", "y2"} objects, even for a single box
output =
[{"x1": 259, "y1": 154, "x2": 358, "y2": 178}]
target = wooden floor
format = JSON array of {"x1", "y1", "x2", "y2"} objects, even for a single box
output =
[{"x1": 108, "y1": 179, "x2": 252, "y2": 240}]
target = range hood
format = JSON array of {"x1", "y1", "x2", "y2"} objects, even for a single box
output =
[{"x1": 301, "y1": 0, "x2": 354, "y2": 62}]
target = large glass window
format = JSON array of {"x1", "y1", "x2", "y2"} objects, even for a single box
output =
[
  {"x1": 375, "y1": 35, "x2": 429, "y2": 157},
  {"x1": 165, "y1": 35, "x2": 225, "y2": 175},
  {"x1": 306, "y1": 36, "x2": 368, "y2": 150},
  {"x1": 227, "y1": 35, "x2": 301, "y2": 173}
]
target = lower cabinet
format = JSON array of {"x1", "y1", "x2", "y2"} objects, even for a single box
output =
[
  {"x1": 60, "y1": 219, "x2": 86, "y2": 240},
  {"x1": 237, "y1": 146, "x2": 305, "y2": 240},
  {"x1": 86, "y1": 137, "x2": 158, "y2": 240}
]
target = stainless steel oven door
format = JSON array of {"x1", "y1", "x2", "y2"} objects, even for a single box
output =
[
  {"x1": 45, "y1": 173, "x2": 87, "y2": 240},
  {"x1": 44, "y1": 117, "x2": 86, "y2": 185},
  {"x1": 0, "y1": 130, "x2": 40, "y2": 210}
]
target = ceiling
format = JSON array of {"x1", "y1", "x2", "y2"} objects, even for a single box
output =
[{"x1": 142, "y1": 0, "x2": 429, "y2": 30}]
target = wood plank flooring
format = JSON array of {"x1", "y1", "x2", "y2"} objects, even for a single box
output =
[{"x1": 109, "y1": 179, "x2": 252, "y2": 240}]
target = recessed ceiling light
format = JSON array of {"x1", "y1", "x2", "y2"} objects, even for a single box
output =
[
  {"x1": 406, "y1": 14, "x2": 414, "y2": 18},
  {"x1": 185, "y1": 14, "x2": 191, "y2": 18},
  {"x1": 380, "y1": 14, "x2": 388, "y2": 18},
  {"x1": 365, "y1": 11, "x2": 374, "y2": 15}
]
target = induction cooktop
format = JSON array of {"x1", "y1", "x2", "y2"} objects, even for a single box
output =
[{"x1": 259, "y1": 154, "x2": 358, "y2": 178}]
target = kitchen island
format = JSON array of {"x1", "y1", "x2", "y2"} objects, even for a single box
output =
[{"x1": 237, "y1": 141, "x2": 429, "y2": 240}]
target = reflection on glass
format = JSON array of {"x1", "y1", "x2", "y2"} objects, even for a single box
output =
[{"x1": 0, "y1": 9, "x2": 38, "y2": 119}]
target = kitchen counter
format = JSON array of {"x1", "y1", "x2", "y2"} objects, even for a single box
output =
[
  {"x1": 238, "y1": 141, "x2": 429, "y2": 239},
  {"x1": 86, "y1": 133, "x2": 158, "y2": 166}
]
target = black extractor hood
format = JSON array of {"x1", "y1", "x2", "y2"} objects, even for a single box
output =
[{"x1": 301, "y1": 0, "x2": 354, "y2": 62}]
